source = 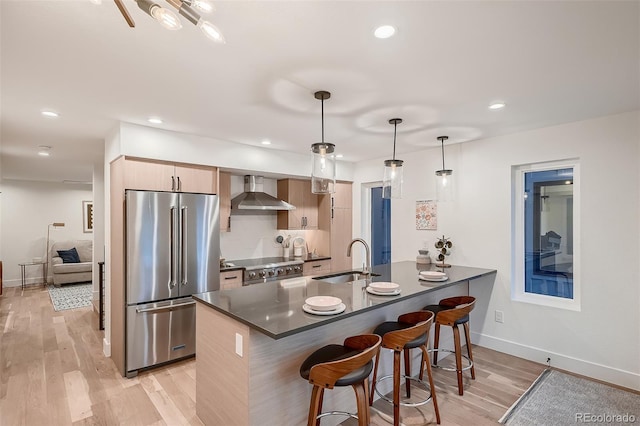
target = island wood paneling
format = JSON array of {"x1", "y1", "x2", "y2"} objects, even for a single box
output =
[
  {"x1": 195, "y1": 282, "x2": 468, "y2": 426},
  {"x1": 195, "y1": 303, "x2": 250, "y2": 426}
]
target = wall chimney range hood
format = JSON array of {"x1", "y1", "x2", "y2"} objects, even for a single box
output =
[{"x1": 231, "y1": 175, "x2": 296, "y2": 212}]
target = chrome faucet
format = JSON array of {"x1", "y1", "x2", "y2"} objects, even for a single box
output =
[{"x1": 347, "y1": 238, "x2": 371, "y2": 276}]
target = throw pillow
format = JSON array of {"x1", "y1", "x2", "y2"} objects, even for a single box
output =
[{"x1": 57, "y1": 247, "x2": 81, "y2": 263}]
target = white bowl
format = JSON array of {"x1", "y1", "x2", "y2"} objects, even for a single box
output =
[
  {"x1": 305, "y1": 296, "x2": 342, "y2": 311},
  {"x1": 368, "y1": 282, "x2": 400, "y2": 293},
  {"x1": 419, "y1": 270, "x2": 447, "y2": 278}
]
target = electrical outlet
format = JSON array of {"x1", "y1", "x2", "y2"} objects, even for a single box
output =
[
  {"x1": 235, "y1": 333, "x2": 243, "y2": 357},
  {"x1": 495, "y1": 310, "x2": 504, "y2": 323}
]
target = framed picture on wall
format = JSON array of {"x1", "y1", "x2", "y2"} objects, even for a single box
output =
[
  {"x1": 416, "y1": 200, "x2": 437, "y2": 230},
  {"x1": 83, "y1": 200, "x2": 94, "y2": 233}
]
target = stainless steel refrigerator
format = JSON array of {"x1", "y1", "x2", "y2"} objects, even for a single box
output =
[{"x1": 125, "y1": 189, "x2": 220, "y2": 377}]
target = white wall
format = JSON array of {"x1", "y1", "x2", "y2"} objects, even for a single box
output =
[
  {"x1": 0, "y1": 179, "x2": 93, "y2": 286},
  {"x1": 92, "y1": 159, "x2": 105, "y2": 301},
  {"x1": 117, "y1": 122, "x2": 355, "y2": 181},
  {"x1": 353, "y1": 111, "x2": 640, "y2": 390}
]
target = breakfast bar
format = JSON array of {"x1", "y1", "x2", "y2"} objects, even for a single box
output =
[{"x1": 193, "y1": 261, "x2": 496, "y2": 426}]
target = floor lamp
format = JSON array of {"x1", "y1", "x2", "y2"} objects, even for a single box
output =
[{"x1": 45, "y1": 222, "x2": 65, "y2": 285}]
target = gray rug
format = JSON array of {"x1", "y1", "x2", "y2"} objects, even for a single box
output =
[
  {"x1": 500, "y1": 369, "x2": 640, "y2": 425},
  {"x1": 47, "y1": 283, "x2": 93, "y2": 311}
]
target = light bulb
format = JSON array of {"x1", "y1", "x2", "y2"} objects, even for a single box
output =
[
  {"x1": 441, "y1": 175, "x2": 448, "y2": 186},
  {"x1": 151, "y1": 6, "x2": 182, "y2": 30},
  {"x1": 320, "y1": 156, "x2": 326, "y2": 171},
  {"x1": 192, "y1": 0, "x2": 214, "y2": 13},
  {"x1": 198, "y1": 20, "x2": 225, "y2": 43}
]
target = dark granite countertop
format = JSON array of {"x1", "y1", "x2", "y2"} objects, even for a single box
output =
[
  {"x1": 194, "y1": 261, "x2": 496, "y2": 339},
  {"x1": 220, "y1": 265, "x2": 245, "y2": 273}
]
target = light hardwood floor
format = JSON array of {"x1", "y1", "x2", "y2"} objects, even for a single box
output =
[{"x1": 0, "y1": 285, "x2": 546, "y2": 426}]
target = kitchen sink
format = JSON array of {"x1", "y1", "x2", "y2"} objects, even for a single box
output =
[{"x1": 313, "y1": 271, "x2": 381, "y2": 284}]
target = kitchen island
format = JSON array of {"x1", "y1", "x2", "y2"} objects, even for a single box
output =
[{"x1": 193, "y1": 261, "x2": 496, "y2": 426}]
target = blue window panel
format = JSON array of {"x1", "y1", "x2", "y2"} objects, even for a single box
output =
[
  {"x1": 524, "y1": 168, "x2": 574, "y2": 299},
  {"x1": 371, "y1": 186, "x2": 391, "y2": 266}
]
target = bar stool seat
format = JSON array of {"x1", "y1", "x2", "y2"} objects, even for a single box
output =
[
  {"x1": 369, "y1": 311, "x2": 440, "y2": 426},
  {"x1": 423, "y1": 296, "x2": 476, "y2": 396},
  {"x1": 300, "y1": 334, "x2": 381, "y2": 426},
  {"x1": 372, "y1": 321, "x2": 428, "y2": 349}
]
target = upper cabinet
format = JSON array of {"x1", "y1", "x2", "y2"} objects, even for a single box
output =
[
  {"x1": 123, "y1": 157, "x2": 217, "y2": 194},
  {"x1": 277, "y1": 179, "x2": 318, "y2": 230},
  {"x1": 219, "y1": 171, "x2": 231, "y2": 232}
]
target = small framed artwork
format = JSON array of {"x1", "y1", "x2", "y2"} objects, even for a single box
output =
[
  {"x1": 83, "y1": 201, "x2": 94, "y2": 233},
  {"x1": 416, "y1": 200, "x2": 437, "y2": 230}
]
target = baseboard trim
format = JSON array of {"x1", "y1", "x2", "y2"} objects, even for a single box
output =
[
  {"x1": 3, "y1": 278, "x2": 44, "y2": 287},
  {"x1": 103, "y1": 337, "x2": 111, "y2": 357},
  {"x1": 473, "y1": 331, "x2": 640, "y2": 391}
]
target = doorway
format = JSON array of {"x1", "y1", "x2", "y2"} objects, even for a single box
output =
[{"x1": 370, "y1": 186, "x2": 391, "y2": 266}]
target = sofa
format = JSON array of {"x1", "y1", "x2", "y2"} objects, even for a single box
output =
[{"x1": 51, "y1": 240, "x2": 93, "y2": 285}]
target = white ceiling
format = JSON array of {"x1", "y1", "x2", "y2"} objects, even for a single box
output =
[{"x1": 2, "y1": 0, "x2": 638, "y2": 183}]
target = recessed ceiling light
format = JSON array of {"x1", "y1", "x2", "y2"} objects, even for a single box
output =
[
  {"x1": 489, "y1": 102, "x2": 506, "y2": 110},
  {"x1": 41, "y1": 110, "x2": 59, "y2": 118},
  {"x1": 261, "y1": 140, "x2": 271, "y2": 145},
  {"x1": 148, "y1": 117, "x2": 163, "y2": 124},
  {"x1": 374, "y1": 25, "x2": 396, "y2": 39},
  {"x1": 335, "y1": 154, "x2": 344, "y2": 158},
  {"x1": 38, "y1": 145, "x2": 51, "y2": 156}
]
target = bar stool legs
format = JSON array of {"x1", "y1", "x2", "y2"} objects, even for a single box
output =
[
  {"x1": 300, "y1": 334, "x2": 381, "y2": 426},
  {"x1": 424, "y1": 296, "x2": 477, "y2": 396},
  {"x1": 369, "y1": 311, "x2": 441, "y2": 426}
]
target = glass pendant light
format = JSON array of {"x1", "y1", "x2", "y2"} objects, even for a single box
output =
[
  {"x1": 382, "y1": 118, "x2": 404, "y2": 199},
  {"x1": 311, "y1": 90, "x2": 336, "y2": 194},
  {"x1": 435, "y1": 135, "x2": 453, "y2": 201}
]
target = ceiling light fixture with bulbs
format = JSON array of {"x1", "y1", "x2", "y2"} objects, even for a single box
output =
[
  {"x1": 310, "y1": 90, "x2": 336, "y2": 194},
  {"x1": 435, "y1": 136, "x2": 453, "y2": 201},
  {"x1": 113, "y1": 0, "x2": 225, "y2": 43},
  {"x1": 382, "y1": 118, "x2": 404, "y2": 199}
]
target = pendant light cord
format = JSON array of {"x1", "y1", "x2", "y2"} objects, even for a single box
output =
[
  {"x1": 440, "y1": 139, "x2": 446, "y2": 170},
  {"x1": 392, "y1": 121, "x2": 397, "y2": 160},
  {"x1": 321, "y1": 97, "x2": 325, "y2": 143}
]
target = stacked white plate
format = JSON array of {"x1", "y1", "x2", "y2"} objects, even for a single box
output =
[
  {"x1": 418, "y1": 270, "x2": 448, "y2": 282},
  {"x1": 303, "y1": 296, "x2": 346, "y2": 315},
  {"x1": 366, "y1": 282, "x2": 401, "y2": 296}
]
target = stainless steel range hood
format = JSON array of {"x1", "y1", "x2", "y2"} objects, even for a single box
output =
[{"x1": 231, "y1": 175, "x2": 296, "y2": 212}]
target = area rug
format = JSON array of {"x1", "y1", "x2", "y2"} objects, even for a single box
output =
[
  {"x1": 499, "y1": 369, "x2": 640, "y2": 425},
  {"x1": 47, "y1": 283, "x2": 93, "y2": 311}
]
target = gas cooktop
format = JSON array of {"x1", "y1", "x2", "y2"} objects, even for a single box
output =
[{"x1": 227, "y1": 257, "x2": 305, "y2": 285}]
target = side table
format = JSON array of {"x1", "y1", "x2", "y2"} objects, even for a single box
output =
[{"x1": 18, "y1": 261, "x2": 46, "y2": 290}]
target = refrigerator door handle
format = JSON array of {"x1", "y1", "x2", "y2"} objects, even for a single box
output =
[
  {"x1": 181, "y1": 206, "x2": 188, "y2": 286},
  {"x1": 135, "y1": 300, "x2": 195, "y2": 314},
  {"x1": 169, "y1": 207, "x2": 177, "y2": 290}
]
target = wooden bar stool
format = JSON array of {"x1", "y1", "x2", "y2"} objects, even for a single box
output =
[
  {"x1": 423, "y1": 296, "x2": 476, "y2": 395},
  {"x1": 299, "y1": 334, "x2": 381, "y2": 426},
  {"x1": 369, "y1": 311, "x2": 440, "y2": 426}
]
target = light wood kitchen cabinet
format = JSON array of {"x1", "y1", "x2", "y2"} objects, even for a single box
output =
[
  {"x1": 220, "y1": 270, "x2": 243, "y2": 290},
  {"x1": 330, "y1": 182, "x2": 353, "y2": 271},
  {"x1": 303, "y1": 259, "x2": 331, "y2": 276},
  {"x1": 123, "y1": 157, "x2": 217, "y2": 194},
  {"x1": 276, "y1": 179, "x2": 319, "y2": 230},
  {"x1": 312, "y1": 181, "x2": 353, "y2": 272},
  {"x1": 219, "y1": 171, "x2": 231, "y2": 232}
]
